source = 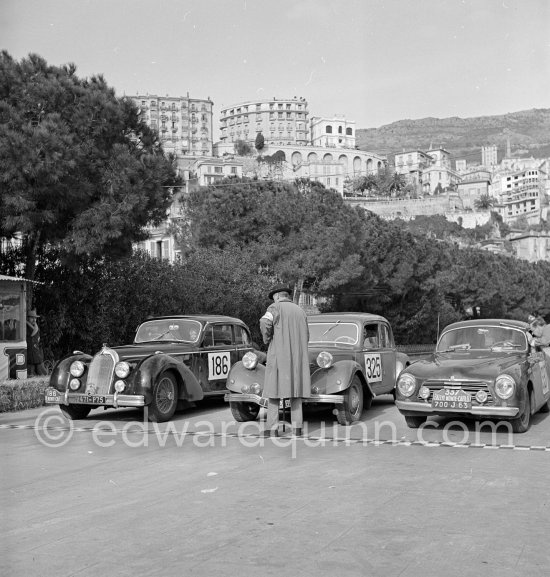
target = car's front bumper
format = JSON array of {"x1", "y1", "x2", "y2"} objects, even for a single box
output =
[
  {"x1": 45, "y1": 387, "x2": 145, "y2": 408},
  {"x1": 225, "y1": 393, "x2": 344, "y2": 406},
  {"x1": 395, "y1": 400, "x2": 519, "y2": 417}
]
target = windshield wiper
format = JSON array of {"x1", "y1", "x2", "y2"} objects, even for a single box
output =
[
  {"x1": 443, "y1": 343, "x2": 471, "y2": 351},
  {"x1": 322, "y1": 320, "x2": 341, "y2": 336}
]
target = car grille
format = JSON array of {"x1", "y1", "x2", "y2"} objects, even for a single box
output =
[
  {"x1": 419, "y1": 380, "x2": 494, "y2": 404},
  {"x1": 85, "y1": 350, "x2": 116, "y2": 395}
]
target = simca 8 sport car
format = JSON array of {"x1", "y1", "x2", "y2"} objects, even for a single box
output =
[
  {"x1": 395, "y1": 319, "x2": 550, "y2": 433},
  {"x1": 224, "y1": 312, "x2": 410, "y2": 425},
  {"x1": 45, "y1": 315, "x2": 254, "y2": 422}
]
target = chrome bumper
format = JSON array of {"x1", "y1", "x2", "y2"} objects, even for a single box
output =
[
  {"x1": 45, "y1": 388, "x2": 145, "y2": 408},
  {"x1": 395, "y1": 400, "x2": 519, "y2": 417},
  {"x1": 224, "y1": 393, "x2": 345, "y2": 406}
]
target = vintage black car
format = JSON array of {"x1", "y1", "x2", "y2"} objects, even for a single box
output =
[
  {"x1": 395, "y1": 319, "x2": 550, "y2": 433},
  {"x1": 44, "y1": 315, "x2": 254, "y2": 422},
  {"x1": 225, "y1": 312, "x2": 410, "y2": 425}
]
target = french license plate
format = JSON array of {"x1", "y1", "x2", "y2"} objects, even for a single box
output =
[
  {"x1": 45, "y1": 388, "x2": 61, "y2": 403},
  {"x1": 432, "y1": 388, "x2": 471, "y2": 410},
  {"x1": 74, "y1": 395, "x2": 106, "y2": 404},
  {"x1": 259, "y1": 398, "x2": 290, "y2": 408}
]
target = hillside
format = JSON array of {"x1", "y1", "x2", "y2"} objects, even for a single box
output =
[{"x1": 356, "y1": 108, "x2": 550, "y2": 166}]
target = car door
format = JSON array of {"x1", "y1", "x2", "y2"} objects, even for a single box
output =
[
  {"x1": 198, "y1": 323, "x2": 237, "y2": 394},
  {"x1": 362, "y1": 322, "x2": 396, "y2": 394}
]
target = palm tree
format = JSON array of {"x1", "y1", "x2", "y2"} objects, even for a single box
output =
[{"x1": 474, "y1": 193, "x2": 495, "y2": 210}]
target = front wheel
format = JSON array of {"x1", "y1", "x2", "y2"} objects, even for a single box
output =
[
  {"x1": 511, "y1": 388, "x2": 533, "y2": 433},
  {"x1": 60, "y1": 404, "x2": 92, "y2": 420},
  {"x1": 336, "y1": 375, "x2": 364, "y2": 425},
  {"x1": 230, "y1": 401, "x2": 260, "y2": 422},
  {"x1": 148, "y1": 372, "x2": 178, "y2": 423}
]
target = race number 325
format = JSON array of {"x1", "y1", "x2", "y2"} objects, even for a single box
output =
[
  {"x1": 364, "y1": 353, "x2": 382, "y2": 382},
  {"x1": 208, "y1": 352, "x2": 231, "y2": 380}
]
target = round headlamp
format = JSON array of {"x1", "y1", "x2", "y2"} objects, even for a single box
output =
[
  {"x1": 242, "y1": 352, "x2": 258, "y2": 370},
  {"x1": 397, "y1": 374, "x2": 417, "y2": 397},
  {"x1": 70, "y1": 361, "x2": 85, "y2": 377},
  {"x1": 114, "y1": 380, "x2": 126, "y2": 393},
  {"x1": 115, "y1": 361, "x2": 130, "y2": 379},
  {"x1": 317, "y1": 351, "x2": 333, "y2": 369},
  {"x1": 495, "y1": 374, "x2": 515, "y2": 400},
  {"x1": 69, "y1": 378, "x2": 81, "y2": 391}
]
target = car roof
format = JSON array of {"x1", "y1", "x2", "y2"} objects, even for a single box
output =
[
  {"x1": 143, "y1": 314, "x2": 247, "y2": 325},
  {"x1": 307, "y1": 312, "x2": 389, "y2": 323},
  {"x1": 443, "y1": 319, "x2": 529, "y2": 331}
]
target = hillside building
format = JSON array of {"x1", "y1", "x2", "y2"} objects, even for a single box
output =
[
  {"x1": 310, "y1": 116, "x2": 356, "y2": 149},
  {"x1": 492, "y1": 167, "x2": 543, "y2": 225},
  {"x1": 131, "y1": 93, "x2": 214, "y2": 157},
  {"x1": 482, "y1": 145, "x2": 498, "y2": 167}
]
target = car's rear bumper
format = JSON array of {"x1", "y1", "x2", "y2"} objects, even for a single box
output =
[
  {"x1": 225, "y1": 393, "x2": 344, "y2": 406},
  {"x1": 395, "y1": 400, "x2": 519, "y2": 417},
  {"x1": 45, "y1": 387, "x2": 145, "y2": 408}
]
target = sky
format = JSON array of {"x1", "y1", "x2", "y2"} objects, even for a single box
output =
[{"x1": 1, "y1": 0, "x2": 549, "y2": 138}]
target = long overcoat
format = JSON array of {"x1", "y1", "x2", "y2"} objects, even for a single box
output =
[{"x1": 260, "y1": 296, "x2": 311, "y2": 398}]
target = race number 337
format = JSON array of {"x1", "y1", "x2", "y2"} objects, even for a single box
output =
[
  {"x1": 364, "y1": 353, "x2": 382, "y2": 382},
  {"x1": 208, "y1": 351, "x2": 231, "y2": 380}
]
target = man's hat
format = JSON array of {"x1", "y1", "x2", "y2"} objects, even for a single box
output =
[
  {"x1": 27, "y1": 309, "x2": 40, "y2": 318},
  {"x1": 268, "y1": 284, "x2": 293, "y2": 300}
]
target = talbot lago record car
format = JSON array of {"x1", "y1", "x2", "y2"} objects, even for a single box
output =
[
  {"x1": 395, "y1": 319, "x2": 550, "y2": 433},
  {"x1": 44, "y1": 315, "x2": 254, "y2": 422},
  {"x1": 224, "y1": 312, "x2": 410, "y2": 425}
]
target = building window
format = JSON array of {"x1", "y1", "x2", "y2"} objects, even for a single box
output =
[
  {"x1": 326, "y1": 125, "x2": 333, "y2": 134},
  {"x1": 346, "y1": 127, "x2": 352, "y2": 135}
]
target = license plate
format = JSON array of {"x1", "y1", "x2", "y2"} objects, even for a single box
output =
[
  {"x1": 258, "y1": 398, "x2": 290, "y2": 408},
  {"x1": 73, "y1": 395, "x2": 107, "y2": 404},
  {"x1": 432, "y1": 388, "x2": 471, "y2": 410},
  {"x1": 45, "y1": 388, "x2": 61, "y2": 403}
]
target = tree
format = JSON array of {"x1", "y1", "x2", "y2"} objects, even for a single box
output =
[
  {"x1": 234, "y1": 139, "x2": 252, "y2": 156},
  {"x1": 474, "y1": 193, "x2": 495, "y2": 210},
  {"x1": 255, "y1": 132, "x2": 265, "y2": 152},
  {"x1": 0, "y1": 52, "x2": 180, "y2": 304}
]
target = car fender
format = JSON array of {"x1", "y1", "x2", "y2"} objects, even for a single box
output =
[
  {"x1": 311, "y1": 360, "x2": 374, "y2": 397},
  {"x1": 396, "y1": 352, "x2": 410, "y2": 378},
  {"x1": 133, "y1": 354, "x2": 204, "y2": 403},
  {"x1": 49, "y1": 353, "x2": 93, "y2": 392},
  {"x1": 226, "y1": 361, "x2": 266, "y2": 393}
]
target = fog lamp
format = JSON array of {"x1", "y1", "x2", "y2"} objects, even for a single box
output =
[
  {"x1": 475, "y1": 390, "x2": 488, "y2": 403},
  {"x1": 69, "y1": 379, "x2": 81, "y2": 391},
  {"x1": 250, "y1": 383, "x2": 261, "y2": 395},
  {"x1": 419, "y1": 386, "x2": 430, "y2": 399},
  {"x1": 114, "y1": 380, "x2": 126, "y2": 393},
  {"x1": 311, "y1": 385, "x2": 320, "y2": 394}
]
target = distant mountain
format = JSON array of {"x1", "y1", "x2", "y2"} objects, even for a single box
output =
[{"x1": 356, "y1": 108, "x2": 550, "y2": 166}]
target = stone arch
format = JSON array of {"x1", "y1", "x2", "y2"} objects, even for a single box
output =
[
  {"x1": 339, "y1": 154, "x2": 349, "y2": 174},
  {"x1": 291, "y1": 151, "x2": 303, "y2": 166},
  {"x1": 307, "y1": 152, "x2": 318, "y2": 163},
  {"x1": 323, "y1": 153, "x2": 333, "y2": 162},
  {"x1": 274, "y1": 150, "x2": 286, "y2": 162},
  {"x1": 366, "y1": 158, "x2": 373, "y2": 174},
  {"x1": 353, "y1": 156, "x2": 362, "y2": 175}
]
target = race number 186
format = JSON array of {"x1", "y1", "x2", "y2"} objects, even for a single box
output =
[{"x1": 208, "y1": 352, "x2": 231, "y2": 380}]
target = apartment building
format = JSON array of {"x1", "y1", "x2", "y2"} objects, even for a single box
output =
[
  {"x1": 219, "y1": 97, "x2": 309, "y2": 147},
  {"x1": 509, "y1": 231, "x2": 550, "y2": 262},
  {"x1": 482, "y1": 145, "x2": 498, "y2": 167},
  {"x1": 493, "y1": 167, "x2": 542, "y2": 225},
  {"x1": 131, "y1": 93, "x2": 214, "y2": 157},
  {"x1": 394, "y1": 150, "x2": 432, "y2": 189},
  {"x1": 310, "y1": 116, "x2": 356, "y2": 149}
]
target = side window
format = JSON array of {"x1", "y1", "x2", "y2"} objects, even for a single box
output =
[
  {"x1": 202, "y1": 327, "x2": 214, "y2": 347},
  {"x1": 234, "y1": 326, "x2": 251, "y2": 346},
  {"x1": 363, "y1": 324, "x2": 379, "y2": 348},
  {"x1": 379, "y1": 325, "x2": 391, "y2": 348},
  {"x1": 212, "y1": 324, "x2": 234, "y2": 346}
]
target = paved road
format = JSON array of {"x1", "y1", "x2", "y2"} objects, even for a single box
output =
[{"x1": 1, "y1": 397, "x2": 550, "y2": 577}]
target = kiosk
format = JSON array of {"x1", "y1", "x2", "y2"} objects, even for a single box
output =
[{"x1": 0, "y1": 274, "x2": 28, "y2": 380}]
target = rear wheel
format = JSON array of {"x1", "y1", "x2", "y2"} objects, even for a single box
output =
[
  {"x1": 336, "y1": 375, "x2": 364, "y2": 425},
  {"x1": 511, "y1": 388, "x2": 533, "y2": 433},
  {"x1": 148, "y1": 372, "x2": 178, "y2": 422},
  {"x1": 230, "y1": 401, "x2": 260, "y2": 422},
  {"x1": 60, "y1": 404, "x2": 92, "y2": 420},
  {"x1": 404, "y1": 415, "x2": 427, "y2": 428}
]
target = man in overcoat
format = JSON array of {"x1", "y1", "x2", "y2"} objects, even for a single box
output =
[{"x1": 260, "y1": 284, "x2": 311, "y2": 436}]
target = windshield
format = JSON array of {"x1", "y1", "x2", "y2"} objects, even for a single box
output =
[
  {"x1": 135, "y1": 319, "x2": 202, "y2": 343},
  {"x1": 437, "y1": 325, "x2": 527, "y2": 352},
  {"x1": 308, "y1": 321, "x2": 359, "y2": 345}
]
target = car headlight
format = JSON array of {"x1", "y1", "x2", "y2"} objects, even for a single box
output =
[
  {"x1": 397, "y1": 374, "x2": 417, "y2": 397},
  {"x1": 250, "y1": 383, "x2": 261, "y2": 395},
  {"x1": 495, "y1": 374, "x2": 515, "y2": 400},
  {"x1": 69, "y1": 379, "x2": 81, "y2": 391},
  {"x1": 70, "y1": 361, "x2": 85, "y2": 377},
  {"x1": 242, "y1": 352, "x2": 258, "y2": 370},
  {"x1": 317, "y1": 351, "x2": 333, "y2": 369},
  {"x1": 115, "y1": 361, "x2": 130, "y2": 379},
  {"x1": 114, "y1": 380, "x2": 126, "y2": 393}
]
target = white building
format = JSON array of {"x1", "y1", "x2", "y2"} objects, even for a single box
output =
[
  {"x1": 310, "y1": 116, "x2": 356, "y2": 149},
  {"x1": 493, "y1": 167, "x2": 542, "y2": 225}
]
